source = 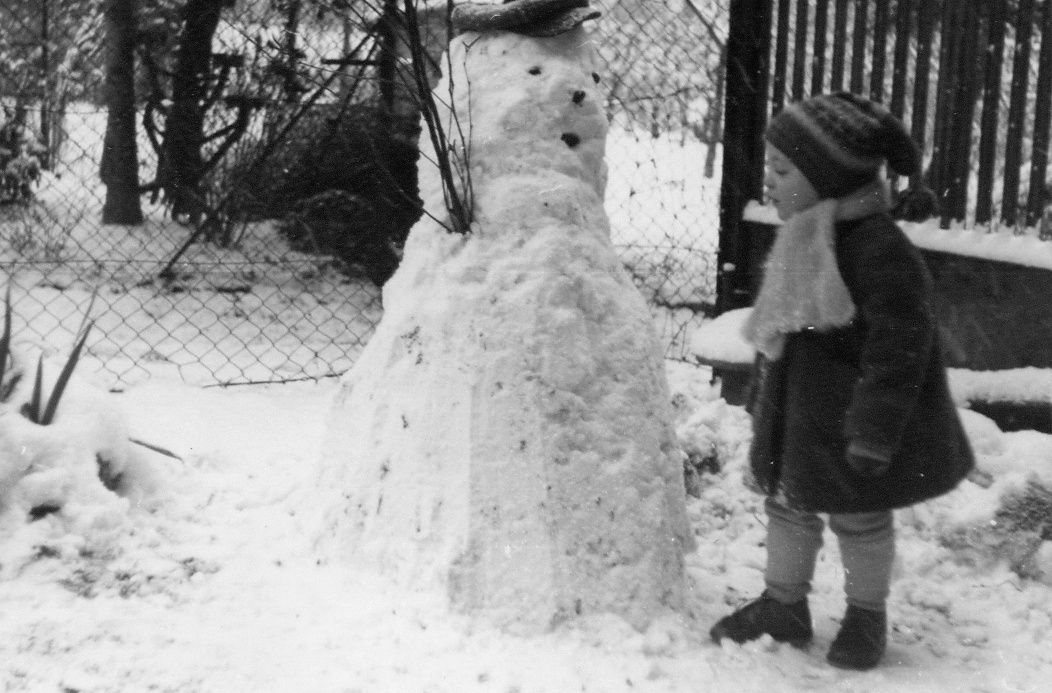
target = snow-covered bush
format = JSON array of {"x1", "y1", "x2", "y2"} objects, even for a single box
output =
[
  {"x1": 940, "y1": 479, "x2": 1052, "y2": 582},
  {"x1": 0, "y1": 361, "x2": 133, "y2": 521},
  {"x1": 891, "y1": 408, "x2": 1052, "y2": 586},
  {"x1": 0, "y1": 293, "x2": 163, "y2": 578}
]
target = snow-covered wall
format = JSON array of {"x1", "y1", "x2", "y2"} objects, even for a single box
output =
[
  {"x1": 741, "y1": 202, "x2": 1052, "y2": 370},
  {"x1": 314, "y1": 28, "x2": 693, "y2": 634}
]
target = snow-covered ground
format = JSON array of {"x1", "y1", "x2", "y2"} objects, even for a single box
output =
[
  {"x1": 1, "y1": 360, "x2": 1050, "y2": 692},
  {"x1": 3, "y1": 18, "x2": 1052, "y2": 693}
]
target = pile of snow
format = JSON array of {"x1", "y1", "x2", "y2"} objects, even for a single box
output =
[
  {"x1": 688, "y1": 307, "x2": 754, "y2": 364},
  {"x1": 0, "y1": 348, "x2": 166, "y2": 581}
]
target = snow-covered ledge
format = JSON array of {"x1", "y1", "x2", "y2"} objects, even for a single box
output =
[
  {"x1": 744, "y1": 199, "x2": 1052, "y2": 271},
  {"x1": 744, "y1": 200, "x2": 1052, "y2": 370},
  {"x1": 708, "y1": 203, "x2": 1052, "y2": 427},
  {"x1": 689, "y1": 307, "x2": 755, "y2": 367},
  {"x1": 313, "y1": 21, "x2": 692, "y2": 634}
]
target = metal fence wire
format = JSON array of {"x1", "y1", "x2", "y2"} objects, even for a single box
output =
[{"x1": 0, "y1": 0, "x2": 722, "y2": 387}]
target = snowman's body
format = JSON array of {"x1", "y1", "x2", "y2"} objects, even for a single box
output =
[{"x1": 317, "y1": 27, "x2": 692, "y2": 633}]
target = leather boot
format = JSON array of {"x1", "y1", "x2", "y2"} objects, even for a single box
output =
[
  {"x1": 710, "y1": 591, "x2": 813, "y2": 646},
  {"x1": 827, "y1": 605, "x2": 887, "y2": 670}
]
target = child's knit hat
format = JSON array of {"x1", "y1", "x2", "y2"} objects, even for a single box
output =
[{"x1": 765, "y1": 92, "x2": 922, "y2": 198}]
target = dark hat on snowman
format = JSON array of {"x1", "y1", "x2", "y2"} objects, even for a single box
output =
[
  {"x1": 765, "y1": 92, "x2": 922, "y2": 199},
  {"x1": 452, "y1": 0, "x2": 600, "y2": 37}
]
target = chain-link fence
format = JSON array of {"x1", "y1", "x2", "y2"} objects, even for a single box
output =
[
  {"x1": 0, "y1": 0, "x2": 723, "y2": 388},
  {"x1": 595, "y1": 0, "x2": 725, "y2": 356}
]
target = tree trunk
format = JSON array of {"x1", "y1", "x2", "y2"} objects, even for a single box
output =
[
  {"x1": 39, "y1": 0, "x2": 52, "y2": 170},
  {"x1": 101, "y1": 0, "x2": 143, "y2": 225},
  {"x1": 162, "y1": 0, "x2": 224, "y2": 224},
  {"x1": 282, "y1": 0, "x2": 302, "y2": 102}
]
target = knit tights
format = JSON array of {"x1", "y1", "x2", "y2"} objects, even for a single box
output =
[{"x1": 763, "y1": 496, "x2": 894, "y2": 612}]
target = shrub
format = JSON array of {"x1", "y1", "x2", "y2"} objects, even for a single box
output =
[
  {"x1": 1, "y1": 286, "x2": 96, "y2": 427},
  {"x1": 224, "y1": 103, "x2": 422, "y2": 284},
  {"x1": 941, "y1": 479, "x2": 1052, "y2": 580},
  {"x1": 281, "y1": 190, "x2": 401, "y2": 287}
]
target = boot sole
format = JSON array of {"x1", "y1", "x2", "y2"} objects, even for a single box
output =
[
  {"x1": 827, "y1": 651, "x2": 882, "y2": 670},
  {"x1": 783, "y1": 637, "x2": 813, "y2": 650},
  {"x1": 710, "y1": 624, "x2": 813, "y2": 649}
]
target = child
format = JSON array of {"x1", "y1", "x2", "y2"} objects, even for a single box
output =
[{"x1": 709, "y1": 92, "x2": 974, "y2": 670}]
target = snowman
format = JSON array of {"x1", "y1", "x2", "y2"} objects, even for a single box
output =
[{"x1": 316, "y1": 0, "x2": 693, "y2": 634}]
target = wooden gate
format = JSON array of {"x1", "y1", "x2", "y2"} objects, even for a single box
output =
[{"x1": 717, "y1": 0, "x2": 1052, "y2": 314}]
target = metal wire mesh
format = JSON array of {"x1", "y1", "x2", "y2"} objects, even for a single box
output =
[
  {"x1": 593, "y1": 0, "x2": 725, "y2": 358},
  {"x1": 0, "y1": 0, "x2": 723, "y2": 387}
]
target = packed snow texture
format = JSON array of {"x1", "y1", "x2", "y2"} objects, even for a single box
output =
[
  {"x1": 314, "y1": 29, "x2": 692, "y2": 634},
  {"x1": 689, "y1": 307, "x2": 754, "y2": 364},
  {"x1": 2, "y1": 12, "x2": 1051, "y2": 692},
  {"x1": 2, "y1": 363, "x2": 1052, "y2": 691}
]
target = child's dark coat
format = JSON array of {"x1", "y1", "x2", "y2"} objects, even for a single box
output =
[{"x1": 748, "y1": 212, "x2": 975, "y2": 513}]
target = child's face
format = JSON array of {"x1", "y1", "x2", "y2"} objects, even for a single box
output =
[{"x1": 764, "y1": 145, "x2": 820, "y2": 220}]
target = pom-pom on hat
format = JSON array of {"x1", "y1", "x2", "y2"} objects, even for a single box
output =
[{"x1": 765, "y1": 92, "x2": 923, "y2": 199}]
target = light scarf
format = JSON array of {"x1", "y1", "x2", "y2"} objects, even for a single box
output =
[{"x1": 743, "y1": 180, "x2": 892, "y2": 360}]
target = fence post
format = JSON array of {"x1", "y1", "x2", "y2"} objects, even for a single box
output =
[
  {"x1": 717, "y1": 0, "x2": 773, "y2": 315},
  {"x1": 831, "y1": 0, "x2": 849, "y2": 91},
  {"x1": 1003, "y1": 0, "x2": 1036, "y2": 228},
  {"x1": 889, "y1": 0, "x2": 911, "y2": 120},
  {"x1": 849, "y1": 0, "x2": 868, "y2": 94},
  {"x1": 870, "y1": 0, "x2": 890, "y2": 102},
  {"x1": 945, "y1": 2, "x2": 980, "y2": 226},
  {"x1": 910, "y1": 0, "x2": 934, "y2": 190},
  {"x1": 929, "y1": 0, "x2": 958, "y2": 217},
  {"x1": 1026, "y1": 0, "x2": 1052, "y2": 230},
  {"x1": 791, "y1": 0, "x2": 808, "y2": 100},
  {"x1": 976, "y1": 0, "x2": 1007, "y2": 227},
  {"x1": 772, "y1": 0, "x2": 791, "y2": 113},
  {"x1": 811, "y1": 0, "x2": 828, "y2": 95}
]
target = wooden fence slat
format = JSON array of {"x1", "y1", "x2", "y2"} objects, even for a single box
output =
[
  {"x1": 831, "y1": 0, "x2": 849, "y2": 91},
  {"x1": 792, "y1": 0, "x2": 809, "y2": 100},
  {"x1": 889, "y1": 0, "x2": 911, "y2": 120},
  {"x1": 849, "y1": 0, "x2": 868, "y2": 94},
  {"x1": 1004, "y1": 0, "x2": 1037, "y2": 227},
  {"x1": 772, "y1": 0, "x2": 792, "y2": 113},
  {"x1": 720, "y1": 0, "x2": 1052, "y2": 321},
  {"x1": 977, "y1": 0, "x2": 1007, "y2": 226},
  {"x1": 1026, "y1": 0, "x2": 1052, "y2": 229},
  {"x1": 909, "y1": 0, "x2": 934, "y2": 188},
  {"x1": 811, "y1": 0, "x2": 829, "y2": 95},
  {"x1": 930, "y1": 0, "x2": 959, "y2": 213},
  {"x1": 947, "y1": 3, "x2": 980, "y2": 224},
  {"x1": 870, "y1": 0, "x2": 890, "y2": 102}
]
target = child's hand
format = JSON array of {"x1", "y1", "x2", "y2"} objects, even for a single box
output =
[{"x1": 846, "y1": 443, "x2": 891, "y2": 478}]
